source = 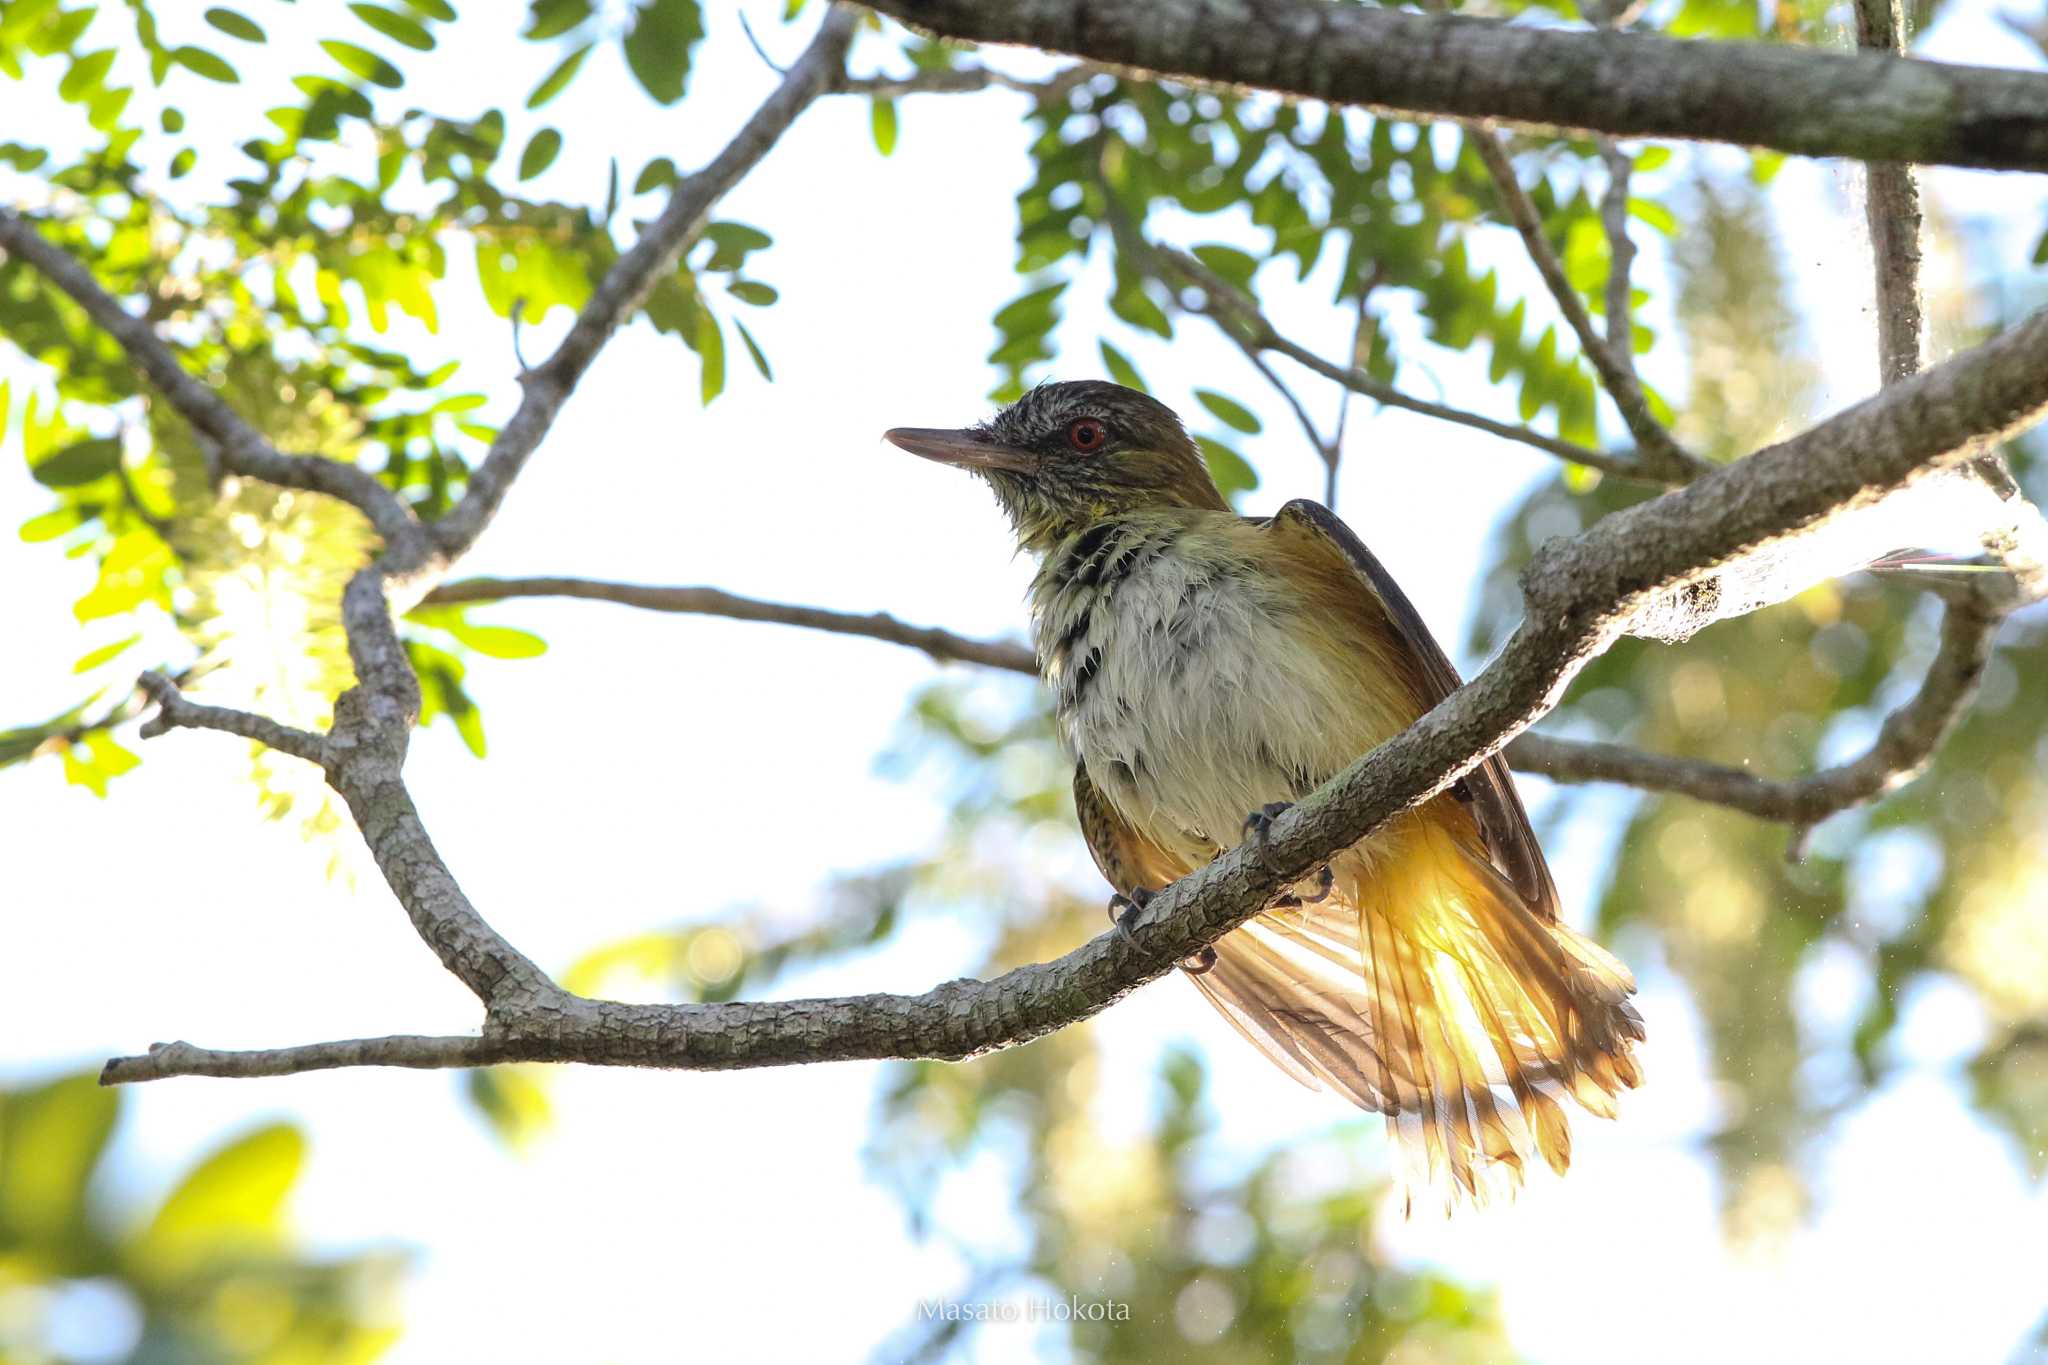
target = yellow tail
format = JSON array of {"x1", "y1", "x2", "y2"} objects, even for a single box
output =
[{"x1": 1185, "y1": 812, "x2": 1644, "y2": 1210}]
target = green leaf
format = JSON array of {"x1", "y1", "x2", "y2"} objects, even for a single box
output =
[
  {"x1": 351, "y1": 2, "x2": 435, "y2": 49},
  {"x1": 622, "y1": 0, "x2": 702, "y2": 106},
  {"x1": 58, "y1": 49, "x2": 115, "y2": 102},
  {"x1": 171, "y1": 45, "x2": 238, "y2": 83},
  {"x1": 734, "y1": 318, "x2": 773, "y2": 381},
  {"x1": 870, "y1": 97, "x2": 898, "y2": 156},
  {"x1": 0, "y1": 1074, "x2": 118, "y2": 1246},
  {"x1": 1195, "y1": 436, "x2": 1258, "y2": 501},
  {"x1": 448, "y1": 621, "x2": 548, "y2": 659},
  {"x1": 1635, "y1": 145, "x2": 1672, "y2": 172},
  {"x1": 0, "y1": 142, "x2": 50, "y2": 171},
  {"x1": 527, "y1": 40, "x2": 590, "y2": 107},
  {"x1": 322, "y1": 39, "x2": 403, "y2": 88},
  {"x1": 32, "y1": 437, "x2": 121, "y2": 488},
  {"x1": 518, "y1": 127, "x2": 562, "y2": 180},
  {"x1": 525, "y1": 0, "x2": 592, "y2": 40},
  {"x1": 727, "y1": 280, "x2": 777, "y2": 307},
  {"x1": 1099, "y1": 340, "x2": 1146, "y2": 392},
  {"x1": 406, "y1": 0, "x2": 458, "y2": 18},
  {"x1": 138, "y1": 1124, "x2": 305, "y2": 1274},
  {"x1": 20, "y1": 507, "x2": 85, "y2": 543},
  {"x1": 1627, "y1": 196, "x2": 1679, "y2": 237},
  {"x1": 634, "y1": 156, "x2": 678, "y2": 194},
  {"x1": 1195, "y1": 389, "x2": 1261, "y2": 435},
  {"x1": 696, "y1": 306, "x2": 726, "y2": 404},
  {"x1": 203, "y1": 7, "x2": 265, "y2": 42},
  {"x1": 1192, "y1": 244, "x2": 1259, "y2": 291},
  {"x1": 72, "y1": 634, "x2": 140, "y2": 674}
]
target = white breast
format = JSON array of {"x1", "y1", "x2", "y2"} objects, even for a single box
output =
[{"x1": 1037, "y1": 534, "x2": 1365, "y2": 863}]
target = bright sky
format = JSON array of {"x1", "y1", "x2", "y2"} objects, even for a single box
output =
[{"x1": 4, "y1": 3, "x2": 2047, "y2": 1362}]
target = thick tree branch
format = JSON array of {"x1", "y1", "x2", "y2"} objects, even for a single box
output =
[
  {"x1": 433, "y1": 7, "x2": 860, "y2": 558},
  {"x1": 0, "y1": 212, "x2": 419, "y2": 548},
  {"x1": 104, "y1": 303, "x2": 2048, "y2": 1083},
  {"x1": 423, "y1": 576, "x2": 1038, "y2": 673},
  {"x1": 862, "y1": 0, "x2": 2048, "y2": 172}
]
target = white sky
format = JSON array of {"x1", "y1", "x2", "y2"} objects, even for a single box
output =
[{"x1": 4, "y1": 2, "x2": 2047, "y2": 1362}]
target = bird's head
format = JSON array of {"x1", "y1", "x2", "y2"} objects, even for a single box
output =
[{"x1": 886, "y1": 380, "x2": 1228, "y2": 550}]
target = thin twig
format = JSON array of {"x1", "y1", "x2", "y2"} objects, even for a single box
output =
[
  {"x1": 423, "y1": 577, "x2": 1039, "y2": 673},
  {"x1": 1151, "y1": 245, "x2": 1667, "y2": 483},
  {"x1": 1464, "y1": 131, "x2": 1707, "y2": 480},
  {"x1": 136, "y1": 671, "x2": 329, "y2": 766}
]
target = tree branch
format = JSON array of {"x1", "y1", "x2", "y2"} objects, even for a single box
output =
[
  {"x1": 1854, "y1": 0, "x2": 1926, "y2": 389},
  {"x1": 1465, "y1": 132, "x2": 1705, "y2": 480},
  {"x1": 422, "y1": 576, "x2": 1039, "y2": 673},
  {"x1": 862, "y1": 0, "x2": 2048, "y2": 172},
  {"x1": 104, "y1": 302, "x2": 2048, "y2": 1083},
  {"x1": 1150, "y1": 245, "x2": 1666, "y2": 482},
  {"x1": 0, "y1": 211, "x2": 419, "y2": 548},
  {"x1": 135, "y1": 671, "x2": 329, "y2": 766},
  {"x1": 1507, "y1": 592, "x2": 2002, "y2": 824},
  {"x1": 102, "y1": 1035, "x2": 507, "y2": 1084}
]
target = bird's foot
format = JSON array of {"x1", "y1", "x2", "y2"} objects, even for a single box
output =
[
  {"x1": 1105, "y1": 887, "x2": 1153, "y2": 949},
  {"x1": 1272, "y1": 864, "x2": 1335, "y2": 910},
  {"x1": 1241, "y1": 803, "x2": 1334, "y2": 909},
  {"x1": 1105, "y1": 887, "x2": 1217, "y2": 976},
  {"x1": 1242, "y1": 801, "x2": 1293, "y2": 841}
]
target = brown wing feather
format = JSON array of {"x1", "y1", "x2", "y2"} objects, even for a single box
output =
[{"x1": 1267, "y1": 499, "x2": 1560, "y2": 921}]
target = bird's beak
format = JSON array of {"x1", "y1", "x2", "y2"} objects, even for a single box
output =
[{"x1": 884, "y1": 426, "x2": 1040, "y2": 474}]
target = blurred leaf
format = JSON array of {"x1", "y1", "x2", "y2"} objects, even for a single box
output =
[
  {"x1": 871, "y1": 97, "x2": 899, "y2": 156},
  {"x1": 138, "y1": 1124, "x2": 306, "y2": 1273},
  {"x1": 351, "y1": 3, "x2": 435, "y2": 50},
  {"x1": 172, "y1": 45, "x2": 239, "y2": 82},
  {"x1": 518, "y1": 126, "x2": 562, "y2": 179},
  {"x1": 203, "y1": 8, "x2": 266, "y2": 42},
  {"x1": 32, "y1": 436, "x2": 121, "y2": 488},
  {"x1": 527, "y1": 40, "x2": 590, "y2": 108},
  {"x1": 622, "y1": 0, "x2": 702, "y2": 106},
  {"x1": 0, "y1": 1073, "x2": 118, "y2": 1247},
  {"x1": 1195, "y1": 389, "x2": 1261, "y2": 435},
  {"x1": 323, "y1": 39, "x2": 403, "y2": 88}
]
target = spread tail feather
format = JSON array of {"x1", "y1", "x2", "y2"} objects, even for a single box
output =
[{"x1": 1184, "y1": 816, "x2": 1642, "y2": 1210}]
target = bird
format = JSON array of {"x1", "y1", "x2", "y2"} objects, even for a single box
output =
[{"x1": 885, "y1": 379, "x2": 1644, "y2": 1208}]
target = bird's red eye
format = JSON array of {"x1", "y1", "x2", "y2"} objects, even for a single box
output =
[{"x1": 1067, "y1": 418, "x2": 1107, "y2": 452}]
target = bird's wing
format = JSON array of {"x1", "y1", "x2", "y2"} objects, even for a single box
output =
[
  {"x1": 1072, "y1": 762, "x2": 1188, "y2": 898},
  {"x1": 1263, "y1": 498, "x2": 1561, "y2": 922}
]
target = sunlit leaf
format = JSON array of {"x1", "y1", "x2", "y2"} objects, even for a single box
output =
[
  {"x1": 138, "y1": 1124, "x2": 306, "y2": 1273},
  {"x1": 350, "y1": 2, "x2": 435, "y2": 50},
  {"x1": 527, "y1": 40, "x2": 590, "y2": 108},
  {"x1": 871, "y1": 97, "x2": 899, "y2": 156},
  {"x1": 322, "y1": 39, "x2": 403, "y2": 88}
]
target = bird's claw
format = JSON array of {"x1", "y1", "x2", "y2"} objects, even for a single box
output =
[
  {"x1": 1272, "y1": 863, "x2": 1336, "y2": 909},
  {"x1": 1242, "y1": 801, "x2": 1292, "y2": 841},
  {"x1": 1105, "y1": 887, "x2": 1153, "y2": 949},
  {"x1": 1243, "y1": 803, "x2": 1334, "y2": 909},
  {"x1": 1106, "y1": 886, "x2": 1217, "y2": 976}
]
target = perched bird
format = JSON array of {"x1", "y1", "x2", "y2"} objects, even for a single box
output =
[{"x1": 886, "y1": 380, "x2": 1644, "y2": 1207}]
